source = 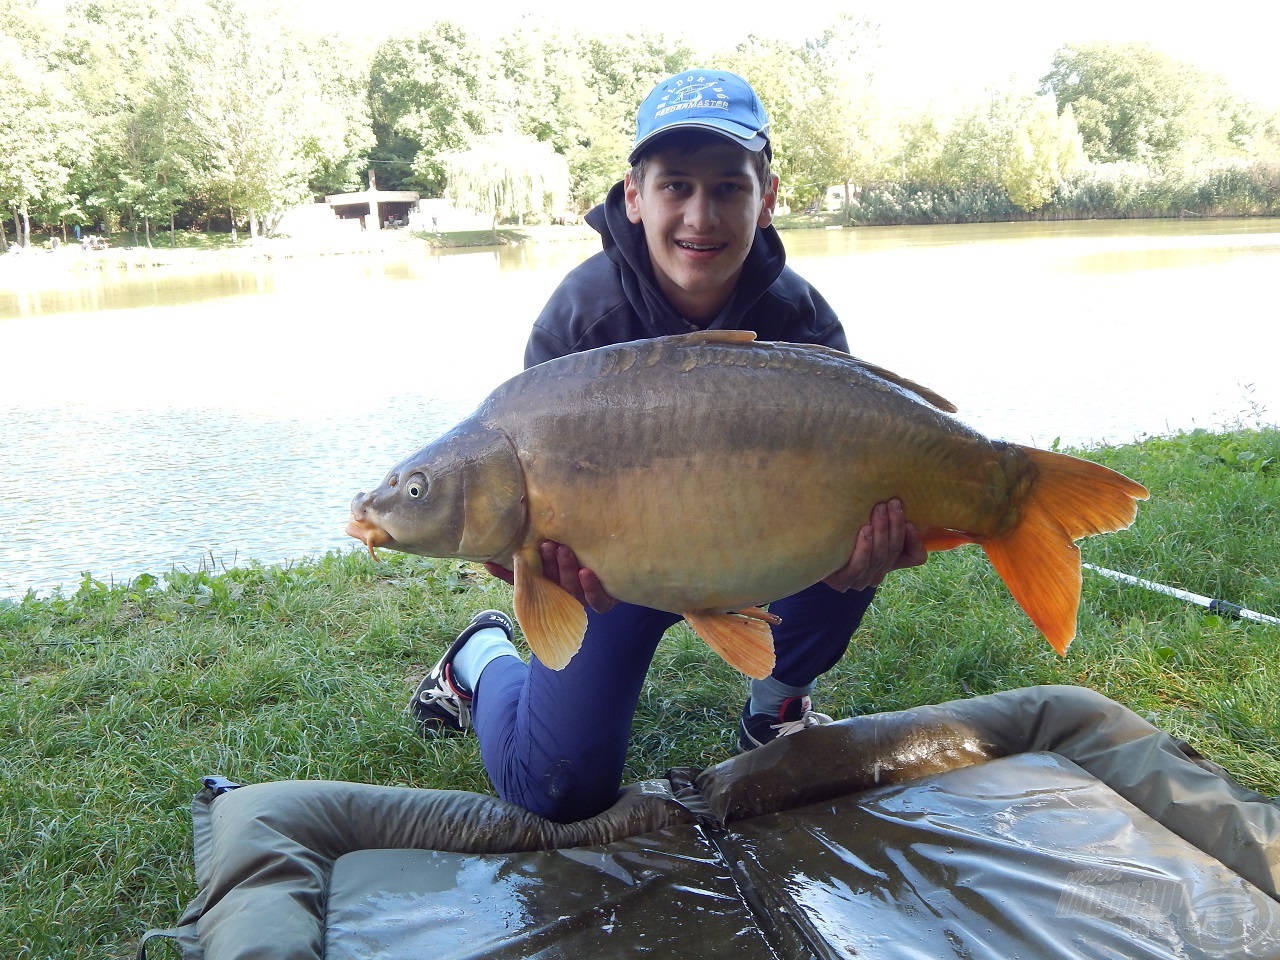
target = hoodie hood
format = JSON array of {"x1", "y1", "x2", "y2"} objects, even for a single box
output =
[{"x1": 584, "y1": 181, "x2": 788, "y2": 329}]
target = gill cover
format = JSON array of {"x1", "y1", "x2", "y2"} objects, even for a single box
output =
[{"x1": 391, "y1": 421, "x2": 526, "y2": 562}]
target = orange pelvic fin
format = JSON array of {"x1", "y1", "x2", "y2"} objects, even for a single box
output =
[
  {"x1": 512, "y1": 548, "x2": 588, "y2": 670},
  {"x1": 984, "y1": 448, "x2": 1149, "y2": 656},
  {"x1": 684, "y1": 609, "x2": 777, "y2": 679},
  {"x1": 918, "y1": 529, "x2": 979, "y2": 552}
]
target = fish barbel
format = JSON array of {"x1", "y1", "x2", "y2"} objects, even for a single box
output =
[{"x1": 347, "y1": 331, "x2": 1148, "y2": 678}]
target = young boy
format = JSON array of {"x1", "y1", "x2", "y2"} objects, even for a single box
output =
[{"x1": 409, "y1": 70, "x2": 925, "y2": 823}]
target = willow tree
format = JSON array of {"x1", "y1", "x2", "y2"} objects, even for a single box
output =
[{"x1": 441, "y1": 133, "x2": 570, "y2": 240}]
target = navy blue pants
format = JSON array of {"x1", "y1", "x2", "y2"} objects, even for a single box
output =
[{"x1": 471, "y1": 581, "x2": 875, "y2": 822}]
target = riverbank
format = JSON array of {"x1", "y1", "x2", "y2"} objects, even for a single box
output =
[
  {"x1": 2, "y1": 427, "x2": 1277, "y2": 956},
  {"x1": 6, "y1": 209, "x2": 1277, "y2": 281},
  {"x1": 0, "y1": 221, "x2": 600, "y2": 278}
]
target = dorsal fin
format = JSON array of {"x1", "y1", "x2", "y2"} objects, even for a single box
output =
[
  {"x1": 665, "y1": 331, "x2": 956, "y2": 413},
  {"x1": 671, "y1": 330, "x2": 758, "y2": 346},
  {"x1": 845, "y1": 354, "x2": 957, "y2": 413}
]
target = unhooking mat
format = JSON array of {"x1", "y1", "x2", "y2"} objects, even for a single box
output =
[{"x1": 140, "y1": 685, "x2": 1280, "y2": 959}]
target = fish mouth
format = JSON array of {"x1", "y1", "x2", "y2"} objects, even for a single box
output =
[{"x1": 346, "y1": 518, "x2": 391, "y2": 559}]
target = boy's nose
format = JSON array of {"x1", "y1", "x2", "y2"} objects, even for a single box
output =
[{"x1": 684, "y1": 188, "x2": 718, "y2": 229}]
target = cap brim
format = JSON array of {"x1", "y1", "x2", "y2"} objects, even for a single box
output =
[{"x1": 629, "y1": 120, "x2": 770, "y2": 164}]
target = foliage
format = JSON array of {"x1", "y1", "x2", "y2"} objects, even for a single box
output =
[
  {"x1": 1040, "y1": 42, "x2": 1255, "y2": 170},
  {"x1": 0, "y1": 15, "x2": 88, "y2": 247},
  {"x1": 1001, "y1": 99, "x2": 1086, "y2": 211},
  {"x1": 172, "y1": 0, "x2": 368, "y2": 238},
  {"x1": 1, "y1": 7, "x2": 1279, "y2": 240},
  {"x1": 489, "y1": 25, "x2": 693, "y2": 208},
  {"x1": 442, "y1": 132, "x2": 570, "y2": 231},
  {"x1": 368, "y1": 24, "x2": 492, "y2": 195}
]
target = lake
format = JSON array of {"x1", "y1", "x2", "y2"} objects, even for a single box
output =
[{"x1": 2, "y1": 218, "x2": 1277, "y2": 599}]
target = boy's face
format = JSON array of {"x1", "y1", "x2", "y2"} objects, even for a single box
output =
[{"x1": 624, "y1": 139, "x2": 778, "y2": 323}]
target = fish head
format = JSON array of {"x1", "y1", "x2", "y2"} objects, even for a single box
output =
[{"x1": 347, "y1": 421, "x2": 526, "y2": 563}]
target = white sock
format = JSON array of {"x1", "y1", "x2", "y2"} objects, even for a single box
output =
[{"x1": 452, "y1": 627, "x2": 521, "y2": 692}]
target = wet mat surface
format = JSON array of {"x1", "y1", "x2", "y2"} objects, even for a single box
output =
[
  {"x1": 325, "y1": 828, "x2": 776, "y2": 960},
  {"x1": 144, "y1": 686, "x2": 1280, "y2": 960},
  {"x1": 729, "y1": 752, "x2": 1280, "y2": 959}
]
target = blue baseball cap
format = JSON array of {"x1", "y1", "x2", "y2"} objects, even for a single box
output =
[{"x1": 629, "y1": 70, "x2": 771, "y2": 164}]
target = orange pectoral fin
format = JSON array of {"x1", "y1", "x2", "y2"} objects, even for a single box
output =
[
  {"x1": 684, "y1": 609, "x2": 776, "y2": 680},
  {"x1": 512, "y1": 547, "x2": 588, "y2": 670}
]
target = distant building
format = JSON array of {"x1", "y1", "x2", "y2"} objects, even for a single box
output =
[{"x1": 326, "y1": 171, "x2": 419, "y2": 230}]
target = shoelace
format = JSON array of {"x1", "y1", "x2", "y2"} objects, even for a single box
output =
[
  {"x1": 771, "y1": 708, "x2": 833, "y2": 738},
  {"x1": 417, "y1": 685, "x2": 471, "y2": 730}
]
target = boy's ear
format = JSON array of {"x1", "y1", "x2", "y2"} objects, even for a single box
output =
[
  {"x1": 757, "y1": 174, "x2": 780, "y2": 228},
  {"x1": 623, "y1": 172, "x2": 643, "y2": 224}
]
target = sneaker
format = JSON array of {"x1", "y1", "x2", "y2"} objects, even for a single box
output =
[
  {"x1": 408, "y1": 609, "x2": 515, "y2": 734},
  {"x1": 737, "y1": 695, "x2": 833, "y2": 752}
]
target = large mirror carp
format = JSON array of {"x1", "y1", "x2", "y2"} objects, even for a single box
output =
[{"x1": 348, "y1": 331, "x2": 1147, "y2": 678}]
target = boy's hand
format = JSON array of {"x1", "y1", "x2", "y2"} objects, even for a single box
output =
[
  {"x1": 823, "y1": 498, "x2": 927, "y2": 593},
  {"x1": 483, "y1": 542, "x2": 619, "y2": 613}
]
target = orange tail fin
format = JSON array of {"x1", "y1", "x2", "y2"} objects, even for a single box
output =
[{"x1": 982, "y1": 448, "x2": 1148, "y2": 655}]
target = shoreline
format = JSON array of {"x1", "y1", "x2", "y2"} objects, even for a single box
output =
[
  {"x1": 4, "y1": 211, "x2": 1275, "y2": 282},
  {"x1": 0, "y1": 222, "x2": 600, "y2": 280}
]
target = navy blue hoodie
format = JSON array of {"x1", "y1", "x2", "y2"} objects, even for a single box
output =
[{"x1": 525, "y1": 181, "x2": 848, "y2": 368}]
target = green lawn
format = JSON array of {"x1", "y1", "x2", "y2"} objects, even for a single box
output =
[{"x1": 2, "y1": 428, "x2": 1277, "y2": 957}]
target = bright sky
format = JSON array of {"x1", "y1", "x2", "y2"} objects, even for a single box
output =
[{"x1": 295, "y1": 0, "x2": 1279, "y2": 110}]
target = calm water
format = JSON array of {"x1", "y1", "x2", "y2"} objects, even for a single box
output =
[{"x1": 2, "y1": 218, "x2": 1277, "y2": 598}]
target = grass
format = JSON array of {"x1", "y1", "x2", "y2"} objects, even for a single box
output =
[
  {"x1": 411, "y1": 223, "x2": 596, "y2": 249},
  {"x1": 2, "y1": 427, "x2": 1278, "y2": 957}
]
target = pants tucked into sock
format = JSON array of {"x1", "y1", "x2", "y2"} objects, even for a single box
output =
[{"x1": 471, "y1": 581, "x2": 876, "y2": 822}]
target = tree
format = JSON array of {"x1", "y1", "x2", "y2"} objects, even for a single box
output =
[
  {"x1": 442, "y1": 132, "x2": 570, "y2": 238},
  {"x1": 724, "y1": 17, "x2": 893, "y2": 213},
  {"x1": 800, "y1": 15, "x2": 896, "y2": 212},
  {"x1": 1040, "y1": 42, "x2": 1253, "y2": 169},
  {"x1": 0, "y1": 26, "x2": 85, "y2": 248},
  {"x1": 173, "y1": 0, "x2": 357, "y2": 238},
  {"x1": 299, "y1": 32, "x2": 375, "y2": 198},
  {"x1": 368, "y1": 24, "x2": 492, "y2": 195},
  {"x1": 54, "y1": 0, "x2": 177, "y2": 241},
  {"x1": 1001, "y1": 99, "x2": 1086, "y2": 211}
]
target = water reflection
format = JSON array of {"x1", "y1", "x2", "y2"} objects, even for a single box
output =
[{"x1": 1, "y1": 220, "x2": 1276, "y2": 597}]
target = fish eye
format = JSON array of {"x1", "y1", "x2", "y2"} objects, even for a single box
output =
[{"x1": 406, "y1": 476, "x2": 428, "y2": 499}]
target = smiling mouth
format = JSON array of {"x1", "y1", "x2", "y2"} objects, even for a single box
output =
[{"x1": 676, "y1": 239, "x2": 726, "y2": 252}]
